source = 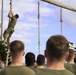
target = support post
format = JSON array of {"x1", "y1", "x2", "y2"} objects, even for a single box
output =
[
  {"x1": 42, "y1": 0, "x2": 76, "y2": 12},
  {"x1": 1, "y1": 0, "x2": 4, "y2": 41},
  {"x1": 38, "y1": 0, "x2": 40, "y2": 54}
]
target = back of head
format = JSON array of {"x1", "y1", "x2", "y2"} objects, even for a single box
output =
[
  {"x1": 37, "y1": 54, "x2": 45, "y2": 66},
  {"x1": 10, "y1": 40, "x2": 24, "y2": 56},
  {"x1": 25, "y1": 52, "x2": 35, "y2": 67},
  {"x1": 66, "y1": 49, "x2": 75, "y2": 62},
  {"x1": 46, "y1": 35, "x2": 69, "y2": 61},
  {"x1": 14, "y1": 14, "x2": 19, "y2": 19}
]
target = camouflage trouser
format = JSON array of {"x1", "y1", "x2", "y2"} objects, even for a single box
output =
[{"x1": 3, "y1": 27, "x2": 14, "y2": 43}]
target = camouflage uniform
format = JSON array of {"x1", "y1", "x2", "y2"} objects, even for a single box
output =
[{"x1": 3, "y1": 16, "x2": 17, "y2": 45}]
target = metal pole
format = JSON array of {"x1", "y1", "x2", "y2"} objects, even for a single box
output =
[
  {"x1": 60, "y1": 8, "x2": 63, "y2": 35},
  {"x1": 42, "y1": 0, "x2": 76, "y2": 12},
  {"x1": 1, "y1": 0, "x2": 4, "y2": 41},
  {"x1": 38, "y1": 0, "x2": 40, "y2": 54}
]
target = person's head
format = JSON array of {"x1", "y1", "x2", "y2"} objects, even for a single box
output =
[
  {"x1": 37, "y1": 54, "x2": 45, "y2": 66},
  {"x1": 25, "y1": 52, "x2": 35, "y2": 67},
  {"x1": 45, "y1": 35, "x2": 69, "y2": 62},
  {"x1": 66, "y1": 49, "x2": 75, "y2": 62},
  {"x1": 10, "y1": 40, "x2": 25, "y2": 57},
  {"x1": 14, "y1": 14, "x2": 19, "y2": 19}
]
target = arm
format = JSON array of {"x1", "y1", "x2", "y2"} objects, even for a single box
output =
[{"x1": 8, "y1": 9, "x2": 14, "y2": 19}]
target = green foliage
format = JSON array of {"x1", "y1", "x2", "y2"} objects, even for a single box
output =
[{"x1": 0, "y1": 41, "x2": 8, "y2": 63}]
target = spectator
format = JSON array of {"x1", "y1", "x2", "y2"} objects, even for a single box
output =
[
  {"x1": 25, "y1": 52, "x2": 40, "y2": 73},
  {"x1": 66, "y1": 49, "x2": 75, "y2": 64},
  {"x1": 37, "y1": 54, "x2": 45, "y2": 68},
  {"x1": 0, "y1": 40, "x2": 35, "y2": 75},
  {"x1": 35, "y1": 35, "x2": 73, "y2": 75},
  {"x1": 25, "y1": 52, "x2": 35, "y2": 68},
  {"x1": 65, "y1": 49, "x2": 76, "y2": 74}
]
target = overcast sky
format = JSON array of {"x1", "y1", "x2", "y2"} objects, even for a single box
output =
[{"x1": 0, "y1": 0, "x2": 76, "y2": 62}]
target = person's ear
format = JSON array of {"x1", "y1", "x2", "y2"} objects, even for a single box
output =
[
  {"x1": 44, "y1": 50, "x2": 47, "y2": 58},
  {"x1": 65, "y1": 51, "x2": 69, "y2": 60},
  {"x1": 23, "y1": 52, "x2": 25, "y2": 56}
]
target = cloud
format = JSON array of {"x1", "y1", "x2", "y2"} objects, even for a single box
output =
[
  {"x1": 40, "y1": 6, "x2": 55, "y2": 17},
  {"x1": 53, "y1": 0, "x2": 76, "y2": 26},
  {"x1": 10, "y1": 32, "x2": 32, "y2": 44}
]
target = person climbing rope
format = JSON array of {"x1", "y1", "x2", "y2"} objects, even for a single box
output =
[{"x1": 3, "y1": 9, "x2": 19, "y2": 46}]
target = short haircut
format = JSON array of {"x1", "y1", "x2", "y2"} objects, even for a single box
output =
[
  {"x1": 25, "y1": 52, "x2": 35, "y2": 67},
  {"x1": 66, "y1": 49, "x2": 75, "y2": 62},
  {"x1": 37, "y1": 54, "x2": 45, "y2": 66},
  {"x1": 15, "y1": 14, "x2": 19, "y2": 18},
  {"x1": 10, "y1": 40, "x2": 24, "y2": 56},
  {"x1": 46, "y1": 35, "x2": 69, "y2": 61}
]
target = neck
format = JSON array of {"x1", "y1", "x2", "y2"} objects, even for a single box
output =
[
  {"x1": 68, "y1": 60, "x2": 74, "y2": 64},
  {"x1": 11, "y1": 56, "x2": 23, "y2": 66},
  {"x1": 27, "y1": 65, "x2": 34, "y2": 68},
  {"x1": 37, "y1": 65, "x2": 44, "y2": 68},
  {"x1": 47, "y1": 60, "x2": 65, "y2": 70}
]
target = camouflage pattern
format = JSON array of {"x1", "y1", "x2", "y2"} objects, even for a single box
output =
[{"x1": 3, "y1": 16, "x2": 17, "y2": 46}]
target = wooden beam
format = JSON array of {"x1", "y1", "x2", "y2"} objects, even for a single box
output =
[{"x1": 42, "y1": 0, "x2": 76, "y2": 12}]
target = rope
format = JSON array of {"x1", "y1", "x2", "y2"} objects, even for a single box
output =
[
  {"x1": 10, "y1": 0, "x2": 12, "y2": 10},
  {"x1": 59, "y1": 2, "x2": 63, "y2": 35},
  {"x1": 6, "y1": 0, "x2": 13, "y2": 67}
]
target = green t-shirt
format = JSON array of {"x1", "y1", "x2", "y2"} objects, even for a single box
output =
[
  {"x1": 31, "y1": 68, "x2": 44, "y2": 73},
  {"x1": 8, "y1": 17, "x2": 17, "y2": 29},
  {"x1": 35, "y1": 68, "x2": 74, "y2": 75},
  {"x1": 0, "y1": 65, "x2": 35, "y2": 75},
  {"x1": 65, "y1": 63, "x2": 76, "y2": 75},
  {"x1": 31, "y1": 68, "x2": 40, "y2": 73}
]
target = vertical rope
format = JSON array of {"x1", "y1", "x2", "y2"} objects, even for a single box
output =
[
  {"x1": 10, "y1": 0, "x2": 12, "y2": 10},
  {"x1": 60, "y1": 7, "x2": 63, "y2": 35},
  {"x1": 6, "y1": 0, "x2": 13, "y2": 67},
  {"x1": 38, "y1": 0, "x2": 40, "y2": 54},
  {"x1": 9, "y1": 0, "x2": 12, "y2": 22}
]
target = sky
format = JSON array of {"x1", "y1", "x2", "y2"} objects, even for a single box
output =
[{"x1": 0, "y1": 0, "x2": 76, "y2": 62}]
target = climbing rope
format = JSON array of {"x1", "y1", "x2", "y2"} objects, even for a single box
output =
[
  {"x1": 6, "y1": 0, "x2": 13, "y2": 67},
  {"x1": 10, "y1": 0, "x2": 12, "y2": 10}
]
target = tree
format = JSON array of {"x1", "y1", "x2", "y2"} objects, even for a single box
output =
[
  {"x1": 0, "y1": 35, "x2": 1, "y2": 41},
  {"x1": 0, "y1": 41, "x2": 7, "y2": 63}
]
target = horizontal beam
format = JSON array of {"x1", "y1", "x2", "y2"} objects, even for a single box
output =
[{"x1": 41, "y1": 0, "x2": 76, "y2": 12}]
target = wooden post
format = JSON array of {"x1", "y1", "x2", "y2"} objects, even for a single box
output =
[{"x1": 42, "y1": 0, "x2": 76, "y2": 12}]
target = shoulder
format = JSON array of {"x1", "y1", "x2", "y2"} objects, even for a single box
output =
[
  {"x1": 35, "y1": 69, "x2": 74, "y2": 75},
  {"x1": 21, "y1": 66, "x2": 35, "y2": 75},
  {"x1": 31, "y1": 68, "x2": 40, "y2": 73},
  {"x1": 0, "y1": 69, "x2": 6, "y2": 75},
  {"x1": 65, "y1": 70, "x2": 74, "y2": 75},
  {"x1": 64, "y1": 63, "x2": 72, "y2": 68},
  {"x1": 34, "y1": 68, "x2": 49, "y2": 75},
  {"x1": 0, "y1": 66, "x2": 35, "y2": 75}
]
